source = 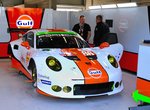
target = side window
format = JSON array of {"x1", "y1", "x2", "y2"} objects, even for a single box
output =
[
  {"x1": 76, "y1": 37, "x2": 89, "y2": 48},
  {"x1": 66, "y1": 37, "x2": 78, "y2": 48},
  {"x1": 22, "y1": 34, "x2": 27, "y2": 42},
  {"x1": 27, "y1": 32, "x2": 34, "y2": 48}
]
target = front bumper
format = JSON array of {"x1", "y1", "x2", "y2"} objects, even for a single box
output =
[
  {"x1": 37, "y1": 79, "x2": 123, "y2": 98},
  {"x1": 36, "y1": 59, "x2": 123, "y2": 98}
]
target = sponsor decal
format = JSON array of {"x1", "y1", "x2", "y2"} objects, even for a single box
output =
[
  {"x1": 41, "y1": 80, "x2": 51, "y2": 85},
  {"x1": 63, "y1": 51, "x2": 73, "y2": 56},
  {"x1": 16, "y1": 15, "x2": 34, "y2": 29},
  {"x1": 60, "y1": 50, "x2": 74, "y2": 56},
  {"x1": 26, "y1": 52, "x2": 31, "y2": 64},
  {"x1": 38, "y1": 74, "x2": 49, "y2": 80},
  {"x1": 21, "y1": 55, "x2": 25, "y2": 63},
  {"x1": 118, "y1": 18, "x2": 128, "y2": 32},
  {"x1": 88, "y1": 68, "x2": 102, "y2": 79},
  {"x1": 82, "y1": 50, "x2": 95, "y2": 56}
]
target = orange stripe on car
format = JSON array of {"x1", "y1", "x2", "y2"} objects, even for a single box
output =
[{"x1": 61, "y1": 49, "x2": 109, "y2": 84}]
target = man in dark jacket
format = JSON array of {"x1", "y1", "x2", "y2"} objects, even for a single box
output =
[
  {"x1": 72, "y1": 15, "x2": 91, "y2": 42},
  {"x1": 93, "y1": 15, "x2": 110, "y2": 46}
]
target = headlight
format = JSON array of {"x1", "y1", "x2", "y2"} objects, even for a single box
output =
[
  {"x1": 51, "y1": 85, "x2": 62, "y2": 92},
  {"x1": 63, "y1": 86, "x2": 72, "y2": 93},
  {"x1": 46, "y1": 56, "x2": 62, "y2": 71},
  {"x1": 108, "y1": 55, "x2": 118, "y2": 68},
  {"x1": 48, "y1": 59, "x2": 56, "y2": 66}
]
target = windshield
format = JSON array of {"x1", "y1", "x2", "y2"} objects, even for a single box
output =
[{"x1": 36, "y1": 34, "x2": 89, "y2": 49}]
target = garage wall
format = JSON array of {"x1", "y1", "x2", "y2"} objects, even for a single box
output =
[
  {"x1": 52, "y1": 11, "x2": 70, "y2": 29},
  {"x1": 0, "y1": 7, "x2": 54, "y2": 57},
  {"x1": 0, "y1": 7, "x2": 11, "y2": 43},
  {"x1": 70, "y1": 6, "x2": 150, "y2": 53},
  {"x1": 0, "y1": 7, "x2": 71, "y2": 57},
  {"x1": 41, "y1": 9, "x2": 53, "y2": 29}
]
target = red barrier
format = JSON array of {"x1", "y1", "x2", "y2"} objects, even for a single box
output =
[{"x1": 120, "y1": 51, "x2": 138, "y2": 72}]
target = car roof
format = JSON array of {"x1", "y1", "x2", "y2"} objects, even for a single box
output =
[{"x1": 30, "y1": 29, "x2": 77, "y2": 36}]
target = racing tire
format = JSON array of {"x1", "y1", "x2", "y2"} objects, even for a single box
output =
[{"x1": 31, "y1": 63, "x2": 37, "y2": 88}]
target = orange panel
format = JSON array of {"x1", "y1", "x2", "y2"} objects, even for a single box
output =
[
  {"x1": 136, "y1": 78, "x2": 150, "y2": 97},
  {"x1": 6, "y1": 7, "x2": 43, "y2": 29},
  {"x1": 62, "y1": 49, "x2": 109, "y2": 84}
]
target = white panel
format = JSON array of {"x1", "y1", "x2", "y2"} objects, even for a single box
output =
[
  {"x1": 52, "y1": 11, "x2": 70, "y2": 29},
  {"x1": 0, "y1": 7, "x2": 11, "y2": 43},
  {"x1": 41, "y1": 9, "x2": 53, "y2": 29},
  {"x1": 70, "y1": 7, "x2": 150, "y2": 53},
  {"x1": 115, "y1": 7, "x2": 149, "y2": 53},
  {"x1": 137, "y1": 44, "x2": 150, "y2": 80}
]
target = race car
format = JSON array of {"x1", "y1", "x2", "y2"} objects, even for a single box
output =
[{"x1": 9, "y1": 29, "x2": 123, "y2": 98}]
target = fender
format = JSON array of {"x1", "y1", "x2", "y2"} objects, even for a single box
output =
[{"x1": 100, "y1": 43, "x2": 123, "y2": 61}]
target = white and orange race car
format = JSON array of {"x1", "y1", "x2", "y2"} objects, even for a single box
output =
[{"x1": 9, "y1": 29, "x2": 123, "y2": 98}]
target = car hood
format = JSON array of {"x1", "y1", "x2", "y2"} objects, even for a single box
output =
[
  {"x1": 35, "y1": 47, "x2": 109, "y2": 84},
  {"x1": 35, "y1": 47, "x2": 101, "y2": 59}
]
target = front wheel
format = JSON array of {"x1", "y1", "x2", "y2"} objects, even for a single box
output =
[{"x1": 32, "y1": 63, "x2": 37, "y2": 88}]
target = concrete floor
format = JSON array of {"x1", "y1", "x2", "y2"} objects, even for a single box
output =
[{"x1": 0, "y1": 59, "x2": 137, "y2": 110}]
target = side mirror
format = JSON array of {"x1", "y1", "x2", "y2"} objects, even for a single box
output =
[
  {"x1": 18, "y1": 33, "x2": 23, "y2": 38},
  {"x1": 21, "y1": 41, "x2": 30, "y2": 50},
  {"x1": 99, "y1": 42, "x2": 110, "y2": 49}
]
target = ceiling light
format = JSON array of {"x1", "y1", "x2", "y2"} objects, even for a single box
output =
[
  {"x1": 88, "y1": 5, "x2": 101, "y2": 10},
  {"x1": 101, "y1": 4, "x2": 117, "y2": 9},
  {"x1": 56, "y1": 8, "x2": 81, "y2": 12},
  {"x1": 117, "y1": 2, "x2": 137, "y2": 8}
]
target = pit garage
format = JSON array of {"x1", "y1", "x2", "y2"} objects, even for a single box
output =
[{"x1": 0, "y1": 0, "x2": 150, "y2": 110}]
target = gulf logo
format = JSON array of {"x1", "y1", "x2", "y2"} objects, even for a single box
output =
[
  {"x1": 88, "y1": 68, "x2": 102, "y2": 79},
  {"x1": 16, "y1": 15, "x2": 34, "y2": 29}
]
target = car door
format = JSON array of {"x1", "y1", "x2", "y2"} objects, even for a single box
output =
[{"x1": 20, "y1": 31, "x2": 34, "y2": 68}]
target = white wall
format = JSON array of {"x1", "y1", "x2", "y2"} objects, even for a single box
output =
[
  {"x1": 0, "y1": 7, "x2": 11, "y2": 42},
  {"x1": 52, "y1": 10, "x2": 70, "y2": 29},
  {"x1": 0, "y1": 6, "x2": 149, "y2": 53},
  {"x1": 41, "y1": 9, "x2": 53, "y2": 29},
  {"x1": 70, "y1": 7, "x2": 150, "y2": 53}
]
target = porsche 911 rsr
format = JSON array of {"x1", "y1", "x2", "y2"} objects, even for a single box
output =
[{"x1": 9, "y1": 29, "x2": 123, "y2": 98}]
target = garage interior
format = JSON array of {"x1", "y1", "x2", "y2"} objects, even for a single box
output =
[{"x1": 0, "y1": 0, "x2": 150, "y2": 110}]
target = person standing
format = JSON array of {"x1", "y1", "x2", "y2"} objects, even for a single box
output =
[
  {"x1": 72, "y1": 15, "x2": 91, "y2": 42},
  {"x1": 93, "y1": 15, "x2": 110, "y2": 46}
]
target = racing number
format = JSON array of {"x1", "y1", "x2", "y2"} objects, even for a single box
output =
[{"x1": 82, "y1": 50, "x2": 95, "y2": 56}]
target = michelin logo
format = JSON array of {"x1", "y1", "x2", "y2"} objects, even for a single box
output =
[{"x1": 38, "y1": 74, "x2": 49, "y2": 80}]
